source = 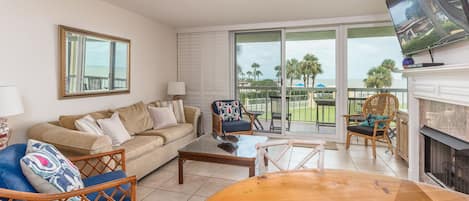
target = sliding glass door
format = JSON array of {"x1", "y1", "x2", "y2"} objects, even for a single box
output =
[
  {"x1": 285, "y1": 28, "x2": 337, "y2": 136},
  {"x1": 233, "y1": 24, "x2": 408, "y2": 140},
  {"x1": 235, "y1": 31, "x2": 283, "y2": 133}
]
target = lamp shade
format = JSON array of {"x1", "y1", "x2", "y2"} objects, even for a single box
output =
[
  {"x1": 0, "y1": 85, "x2": 24, "y2": 117},
  {"x1": 167, "y1": 82, "x2": 186, "y2": 95}
]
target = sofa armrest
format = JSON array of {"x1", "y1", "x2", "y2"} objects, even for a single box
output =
[
  {"x1": 184, "y1": 106, "x2": 201, "y2": 137},
  {"x1": 28, "y1": 123, "x2": 113, "y2": 156}
]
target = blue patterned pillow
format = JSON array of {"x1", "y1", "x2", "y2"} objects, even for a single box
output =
[
  {"x1": 20, "y1": 140, "x2": 83, "y2": 200},
  {"x1": 359, "y1": 114, "x2": 388, "y2": 129},
  {"x1": 216, "y1": 101, "x2": 241, "y2": 121}
]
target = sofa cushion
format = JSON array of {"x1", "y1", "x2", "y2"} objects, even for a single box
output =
[
  {"x1": 59, "y1": 110, "x2": 112, "y2": 130},
  {"x1": 0, "y1": 144, "x2": 36, "y2": 193},
  {"x1": 139, "y1": 123, "x2": 193, "y2": 144},
  {"x1": 222, "y1": 120, "x2": 251, "y2": 133},
  {"x1": 83, "y1": 170, "x2": 131, "y2": 201},
  {"x1": 115, "y1": 101, "x2": 154, "y2": 135},
  {"x1": 153, "y1": 100, "x2": 186, "y2": 123},
  {"x1": 116, "y1": 136, "x2": 164, "y2": 161}
]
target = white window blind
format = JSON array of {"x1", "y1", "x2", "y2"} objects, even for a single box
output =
[{"x1": 177, "y1": 31, "x2": 231, "y2": 133}]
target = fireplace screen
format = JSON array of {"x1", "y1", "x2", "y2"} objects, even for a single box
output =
[{"x1": 423, "y1": 126, "x2": 469, "y2": 193}]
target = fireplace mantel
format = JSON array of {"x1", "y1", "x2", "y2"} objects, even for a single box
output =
[
  {"x1": 405, "y1": 63, "x2": 469, "y2": 182},
  {"x1": 404, "y1": 63, "x2": 469, "y2": 107}
]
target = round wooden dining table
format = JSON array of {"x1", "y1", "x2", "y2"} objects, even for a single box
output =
[{"x1": 208, "y1": 170, "x2": 469, "y2": 201}]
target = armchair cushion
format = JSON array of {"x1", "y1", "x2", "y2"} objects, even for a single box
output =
[
  {"x1": 0, "y1": 144, "x2": 36, "y2": 193},
  {"x1": 222, "y1": 120, "x2": 251, "y2": 133},
  {"x1": 214, "y1": 100, "x2": 241, "y2": 121},
  {"x1": 83, "y1": 170, "x2": 131, "y2": 201},
  {"x1": 347, "y1": 126, "x2": 384, "y2": 136}
]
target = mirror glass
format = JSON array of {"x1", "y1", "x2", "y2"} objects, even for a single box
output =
[{"x1": 60, "y1": 26, "x2": 130, "y2": 98}]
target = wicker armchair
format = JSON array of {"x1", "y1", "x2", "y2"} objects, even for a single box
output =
[
  {"x1": 343, "y1": 93, "x2": 399, "y2": 158},
  {"x1": 0, "y1": 147, "x2": 136, "y2": 201}
]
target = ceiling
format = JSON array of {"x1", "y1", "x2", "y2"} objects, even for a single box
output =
[{"x1": 103, "y1": 0, "x2": 389, "y2": 28}]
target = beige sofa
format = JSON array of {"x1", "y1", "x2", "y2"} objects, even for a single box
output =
[{"x1": 27, "y1": 101, "x2": 200, "y2": 180}]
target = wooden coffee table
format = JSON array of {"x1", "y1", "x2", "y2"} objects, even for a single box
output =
[{"x1": 178, "y1": 134, "x2": 268, "y2": 184}]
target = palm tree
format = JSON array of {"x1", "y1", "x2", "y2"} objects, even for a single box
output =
[
  {"x1": 274, "y1": 65, "x2": 281, "y2": 81},
  {"x1": 286, "y1": 59, "x2": 300, "y2": 87},
  {"x1": 300, "y1": 54, "x2": 323, "y2": 88},
  {"x1": 298, "y1": 61, "x2": 310, "y2": 88},
  {"x1": 363, "y1": 66, "x2": 392, "y2": 88},
  {"x1": 246, "y1": 71, "x2": 253, "y2": 81},
  {"x1": 251, "y1": 62, "x2": 262, "y2": 81},
  {"x1": 381, "y1": 59, "x2": 398, "y2": 72}
]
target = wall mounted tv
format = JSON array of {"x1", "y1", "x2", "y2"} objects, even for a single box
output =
[{"x1": 386, "y1": 0, "x2": 469, "y2": 56}]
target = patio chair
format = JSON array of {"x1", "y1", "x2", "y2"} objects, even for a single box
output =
[
  {"x1": 343, "y1": 93, "x2": 399, "y2": 158},
  {"x1": 269, "y1": 96, "x2": 291, "y2": 132},
  {"x1": 0, "y1": 144, "x2": 136, "y2": 201},
  {"x1": 256, "y1": 139, "x2": 325, "y2": 175},
  {"x1": 212, "y1": 100, "x2": 255, "y2": 135}
]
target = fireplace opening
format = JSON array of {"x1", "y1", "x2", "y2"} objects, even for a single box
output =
[{"x1": 422, "y1": 126, "x2": 469, "y2": 194}]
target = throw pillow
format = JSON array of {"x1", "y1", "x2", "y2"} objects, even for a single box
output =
[
  {"x1": 74, "y1": 115, "x2": 104, "y2": 135},
  {"x1": 58, "y1": 110, "x2": 112, "y2": 130},
  {"x1": 114, "y1": 101, "x2": 154, "y2": 135},
  {"x1": 216, "y1": 101, "x2": 241, "y2": 121},
  {"x1": 20, "y1": 140, "x2": 83, "y2": 200},
  {"x1": 154, "y1": 100, "x2": 186, "y2": 123},
  {"x1": 359, "y1": 114, "x2": 388, "y2": 129},
  {"x1": 148, "y1": 106, "x2": 178, "y2": 129},
  {"x1": 97, "y1": 112, "x2": 132, "y2": 146}
]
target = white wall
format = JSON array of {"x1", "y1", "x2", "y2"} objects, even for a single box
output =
[
  {"x1": 0, "y1": 0, "x2": 177, "y2": 143},
  {"x1": 413, "y1": 40, "x2": 469, "y2": 65}
]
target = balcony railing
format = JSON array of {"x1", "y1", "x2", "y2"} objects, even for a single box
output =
[{"x1": 238, "y1": 86, "x2": 407, "y2": 124}]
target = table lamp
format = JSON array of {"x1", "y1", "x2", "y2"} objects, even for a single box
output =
[
  {"x1": 0, "y1": 85, "x2": 24, "y2": 149},
  {"x1": 168, "y1": 81, "x2": 186, "y2": 100}
]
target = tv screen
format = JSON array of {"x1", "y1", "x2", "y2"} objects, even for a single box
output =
[{"x1": 386, "y1": 0, "x2": 469, "y2": 55}]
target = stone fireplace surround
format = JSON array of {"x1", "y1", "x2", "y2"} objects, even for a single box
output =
[{"x1": 404, "y1": 63, "x2": 469, "y2": 186}]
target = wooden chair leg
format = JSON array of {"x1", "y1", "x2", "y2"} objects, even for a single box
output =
[
  {"x1": 345, "y1": 132, "x2": 351, "y2": 150},
  {"x1": 384, "y1": 135, "x2": 394, "y2": 155},
  {"x1": 371, "y1": 138, "x2": 377, "y2": 159},
  {"x1": 364, "y1": 139, "x2": 368, "y2": 147}
]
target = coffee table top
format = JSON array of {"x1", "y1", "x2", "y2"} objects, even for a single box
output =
[{"x1": 179, "y1": 134, "x2": 268, "y2": 159}]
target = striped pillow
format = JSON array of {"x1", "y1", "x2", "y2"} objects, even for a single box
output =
[{"x1": 154, "y1": 100, "x2": 186, "y2": 123}]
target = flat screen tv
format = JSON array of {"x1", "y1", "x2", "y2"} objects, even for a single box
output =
[{"x1": 386, "y1": 0, "x2": 469, "y2": 56}]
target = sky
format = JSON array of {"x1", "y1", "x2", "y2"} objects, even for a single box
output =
[{"x1": 236, "y1": 35, "x2": 406, "y2": 88}]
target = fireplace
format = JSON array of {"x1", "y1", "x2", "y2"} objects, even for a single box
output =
[{"x1": 421, "y1": 126, "x2": 469, "y2": 193}]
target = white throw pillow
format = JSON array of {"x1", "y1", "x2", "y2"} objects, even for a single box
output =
[
  {"x1": 74, "y1": 115, "x2": 104, "y2": 135},
  {"x1": 154, "y1": 100, "x2": 186, "y2": 123},
  {"x1": 148, "y1": 106, "x2": 178, "y2": 129},
  {"x1": 97, "y1": 112, "x2": 131, "y2": 146}
]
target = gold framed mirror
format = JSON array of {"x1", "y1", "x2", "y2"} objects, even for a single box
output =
[{"x1": 59, "y1": 25, "x2": 131, "y2": 99}]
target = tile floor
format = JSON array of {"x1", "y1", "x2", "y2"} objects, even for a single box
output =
[{"x1": 137, "y1": 142, "x2": 408, "y2": 201}]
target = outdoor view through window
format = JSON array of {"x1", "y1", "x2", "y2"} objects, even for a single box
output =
[{"x1": 235, "y1": 26, "x2": 406, "y2": 135}]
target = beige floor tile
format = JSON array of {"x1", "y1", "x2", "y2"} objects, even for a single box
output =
[
  {"x1": 159, "y1": 174, "x2": 209, "y2": 195},
  {"x1": 159, "y1": 159, "x2": 179, "y2": 173},
  {"x1": 195, "y1": 177, "x2": 236, "y2": 197},
  {"x1": 210, "y1": 164, "x2": 250, "y2": 181},
  {"x1": 142, "y1": 189, "x2": 192, "y2": 201},
  {"x1": 139, "y1": 169, "x2": 176, "y2": 188},
  {"x1": 189, "y1": 195, "x2": 208, "y2": 201},
  {"x1": 183, "y1": 161, "x2": 220, "y2": 177},
  {"x1": 353, "y1": 158, "x2": 393, "y2": 172},
  {"x1": 136, "y1": 186, "x2": 155, "y2": 201}
]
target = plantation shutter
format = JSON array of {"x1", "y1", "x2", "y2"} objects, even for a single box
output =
[{"x1": 177, "y1": 31, "x2": 231, "y2": 133}]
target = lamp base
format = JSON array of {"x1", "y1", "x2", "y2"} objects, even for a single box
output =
[
  {"x1": 0, "y1": 118, "x2": 10, "y2": 150},
  {"x1": 172, "y1": 95, "x2": 185, "y2": 100}
]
